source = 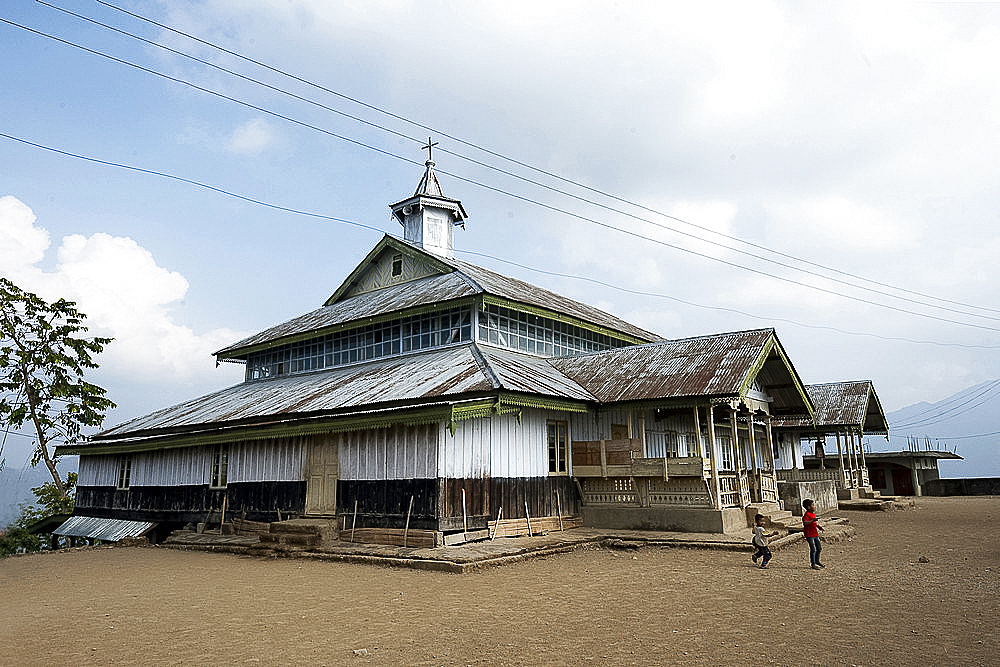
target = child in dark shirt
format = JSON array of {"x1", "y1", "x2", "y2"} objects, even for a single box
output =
[{"x1": 751, "y1": 513, "x2": 779, "y2": 568}]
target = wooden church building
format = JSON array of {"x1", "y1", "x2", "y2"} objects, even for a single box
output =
[{"x1": 58, "y1": 157, "x2": 815, "y2": 540}]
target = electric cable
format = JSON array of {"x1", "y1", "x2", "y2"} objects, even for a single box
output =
[
  {"x1": 3, "y1": 129, "x2": 999, "y2": 350},
  {"x1": 28, "y1": 1, "x2": 1000, "y2": 321},
  {"x1": 89, "y1": 0, "x2": 1000, "y2": 318}
]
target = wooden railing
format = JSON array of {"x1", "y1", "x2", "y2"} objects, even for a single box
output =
[
  {"x1": 777, "y1": 467, "x2": 869, "y2": 489},
  {"x1": 571, "y1": 440, "x2": 710, "y2": 479}
]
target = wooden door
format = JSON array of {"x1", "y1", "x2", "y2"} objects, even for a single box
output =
[
  {"x1": 892, "y1": 467, "x2": 914, "y2": 496},
  {"x1": 305, "y1": 437, "x2": 339, "y2": 515}
]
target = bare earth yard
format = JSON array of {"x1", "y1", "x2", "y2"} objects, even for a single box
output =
[{"x1": 1, "y1": 496, "x2": 997, "y2": 666}]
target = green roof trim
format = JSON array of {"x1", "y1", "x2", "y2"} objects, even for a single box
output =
[
  {"x1": 480, "y1": 295, "x2": 651, "y2": 345},
  {"x1": 498, "y1": 391, "x2": 590, "y2": 413},
  {"x1": 58, "y1": 405, "x2": 454, "y2": 456},
  {"x1": 739, "y1": 335, "x2": 814, "y2": 419}
]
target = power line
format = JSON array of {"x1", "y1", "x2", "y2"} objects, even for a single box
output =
[
  {"x1": 3, "y1": 130, "x2": 999, "y2": 351},
  {"x1": 0, "y1": 18, "x2": 1000, "y2": 331},
  {"x1": 891, "y1": 379, "x2": 1000, "y2": 429},
  {"x1": 88, "y1": 0, "x2": 1000, "y2": 319},
  {"x1": 24, "y1": 1, "x2": 1000, "y2": 324},
  {"x1": 4, "y1": 19, "x2": 1000, "y2": 334}
]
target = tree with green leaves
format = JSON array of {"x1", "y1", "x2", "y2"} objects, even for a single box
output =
[{"x1": 0, "y1": 278, "x2": 115, "y2": 497}]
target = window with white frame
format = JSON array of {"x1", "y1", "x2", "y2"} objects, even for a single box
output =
[
  {"x1": 116, "y1": 455, "x2": 131, "y2": 490},
  {"x1": 718, "y1": 435, "x2": 733, "y2": 471},
  {"x1": 477, "y1": 303, "x2": 632, "y2": 357},
  {"x1": 547, "y1": 420, "x2": 568, "y2": 474},
  {"x1": 245, "y1": 306, "x2": 473, "y2": 380},
  {"x1": 210, "y1": 444, "x2": 229, "y2": 489}
]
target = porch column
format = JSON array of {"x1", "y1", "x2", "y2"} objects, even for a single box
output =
[
  {"x1": 765, "y1": 418, "x2": 778, "y2": 473},
  {"x1": 836, "y1": 431, "x2": 847, "y2": 487},
  {"x1": 707, "y1": 405, "x2": 721, "y2": 510},
  {"x1": 845, "y1": 428, "x2": 857, "y2": 487},
  {"x1": 638, "y1": 412, "x2": 647, "y2": 457},
  {"x1": 730, "y1": 407, "x2": 740, "y2": 469},
  {"x1": 857, "y1": 430, "x2": 869, "y2": 484},
  {"x1": 747, "y1": 413, "x2": 760, "y2": 501},
  {"x1": 692, "y1": 406, "x2": 703, "y2": 458},
  {"x1": 911, "y1": 465, "x2": 922, "y2": 497}
]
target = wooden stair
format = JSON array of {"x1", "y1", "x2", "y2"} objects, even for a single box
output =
[
  {"x1": 746, "y1": 503, "x2": 801, "y2": 532},
  {"x1": 253, "y1": 518, "x2": 338, "y2": 552}
]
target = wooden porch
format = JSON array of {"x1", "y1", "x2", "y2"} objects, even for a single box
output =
[{"x1": 571, "y1": 438, "x2": 780, "y2": 510}]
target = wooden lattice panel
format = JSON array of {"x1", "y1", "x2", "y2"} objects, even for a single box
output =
[{"x1": 582, "y1": 477, "x2": 637, "y2": 504}]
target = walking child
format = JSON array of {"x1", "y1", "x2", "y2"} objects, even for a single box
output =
[
  {"x1": 751, "y1": 513, "x2": 779, "y2": 568},
  {"x1": 802, "y1": 498, "x2": 825, "y2": 569}
]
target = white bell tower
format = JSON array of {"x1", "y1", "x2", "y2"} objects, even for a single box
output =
[{"x1": 390, "y1": 138, "x2": 467, "y2": 258}]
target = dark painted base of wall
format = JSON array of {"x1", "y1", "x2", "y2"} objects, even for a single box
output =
[
  {"x1": 924, "y1": 478, "x2": 1000, "y2": 496},
  {"x1": 74, "y1": 476, "x2": 580, "y2": 533},
  {"x1": 75, "y1": 481, "x2": 306, "y2": 524},
  {"x1": 339, "y1": 476, "x2": 579, "y2": 531}
]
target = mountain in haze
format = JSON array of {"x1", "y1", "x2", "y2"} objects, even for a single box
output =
[
  {"x1": 0, "y1": 465, "x2": 55, "y2": 528},
  {"x1": 867, "y1": 379, "x2": 1000, "y2": 479}
]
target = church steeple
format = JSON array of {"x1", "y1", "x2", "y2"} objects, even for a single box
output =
[{"x1": 390, "y1": 139, "x2": 467, "y2": 259}]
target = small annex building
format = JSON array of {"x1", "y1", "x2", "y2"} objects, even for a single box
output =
[
  {"x1": 58, "y1": 158, "x2": 815, "y2": 541},
  {"x1": 773, "y1": 380, "x2": 888, "y2": 499}
]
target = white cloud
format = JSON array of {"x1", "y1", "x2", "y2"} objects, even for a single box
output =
[
  {"x1": 0, "y1": 196, "x2": 246, "y2": 387},
  {"x1": 227, "y1": 118, "x2": 276, "y2": 155},
  {"x1": 0, "y1": 195, "x2": 49, "y2": 274},
  {"x1": 765, "y1": 196, "x2": 915, "y2": 253}
]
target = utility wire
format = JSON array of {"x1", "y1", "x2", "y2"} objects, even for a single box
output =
[
  {"x1": 891, "y1": 379, "x2": 1000, "y2": 429},
  {"x1": 3, "y1": 129, "x2": 1000, "y2": 351},
  {"x1": 891, "y1": 379, "x2": 1000, "y2": 428},
  {"x1": 3, "y1": 19, "x2": 1000, "y2": 334},
  {"x1": 33, "y1": 9, "x2": 994, "y2": 327},
  {"x1": 89, "y1": 0, "x2": 1000, "y2": 318}
]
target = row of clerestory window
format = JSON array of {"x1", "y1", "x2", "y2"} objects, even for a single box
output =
[{"x1": 244, "y1": 304, "x2": 633, "y2": 381}]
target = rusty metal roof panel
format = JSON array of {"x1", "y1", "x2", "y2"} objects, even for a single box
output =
[
  {"x1": 96, "y1": 345, "x2": 497, "y2": 438},
  {"x1": 477, "y1": 345, "x2": 596, "y2": 401},
  {"x1": 550, "y1": 329, "x2": 777, "y2": 403},
  {"x1": 774, "y1": 381, "x2": 888, "y2": 433},
  {"x1": 216, "y1": 272, "x2": 477, "y2": 356},
  {"x1": 53, "y1": 515, "x2": 156, "y2": 541}
]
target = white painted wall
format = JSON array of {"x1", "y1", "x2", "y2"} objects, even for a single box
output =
[
  {"x1": 338, "y1": 423, "x2": 438, "y2": 481},
  {"x1": 78, "y1": 437, "x2": 310, "y2": 487},
  {"x1": 445, "y1": 408, "x2": 571, "y2": 479}
]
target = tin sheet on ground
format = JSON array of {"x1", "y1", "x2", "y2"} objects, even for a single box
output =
[{"x1": 53, "y1": 515, "x2": 156, "y2": 541}]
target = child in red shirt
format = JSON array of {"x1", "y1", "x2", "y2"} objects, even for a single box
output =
[{"x1": 802, "y1": 498, "x2": 825, "y2": 569}]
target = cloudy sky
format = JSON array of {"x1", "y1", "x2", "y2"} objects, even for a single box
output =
[{"x1": 2, "y1": 1, "x2": 998, "y2": 469}]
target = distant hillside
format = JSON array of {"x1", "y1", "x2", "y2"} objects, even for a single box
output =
[
  {"x1": 866, "y1": 379, "x2": 1000, "y2": 479},
  {"x1": 0, "y1": 465, "x2": 55, "y2": 528}
]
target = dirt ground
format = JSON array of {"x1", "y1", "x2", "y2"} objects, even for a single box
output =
[{"x1": 1, "y1": 496, "x2": 997, "y2": 667}]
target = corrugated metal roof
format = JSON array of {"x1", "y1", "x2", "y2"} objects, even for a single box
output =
[
  {"x1": 773, "y1": 381, "x2": 888, "y2": 433},
  {"x1": 443, "y1": 256, "x2": 659, "y2": 342},
  {"x1": 96, "y1": 345, "x2": 498, "y2": 439},
  {"x1": 477, "y1": 345, "x2": 596, "y2": 401},
  {"x1": 216, "y1": 272, "x2": 477, "y2": 356},
  {"x1": 81, "y1": 330, "x2": 810, "y2": 450},
  {"x1": 549, "y1": 329, "x2": 808, "y2": 412},
  {"x1": 53, "y1": 515, "x2": 155, "y2": 541},
  {"x1": 216, "y1": 237, "x2": 660, "y2": 358}
]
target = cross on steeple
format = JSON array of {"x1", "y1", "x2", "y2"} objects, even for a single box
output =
[{"x1": 422, "y1": 137, "x2": 438, "y2": 163}]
